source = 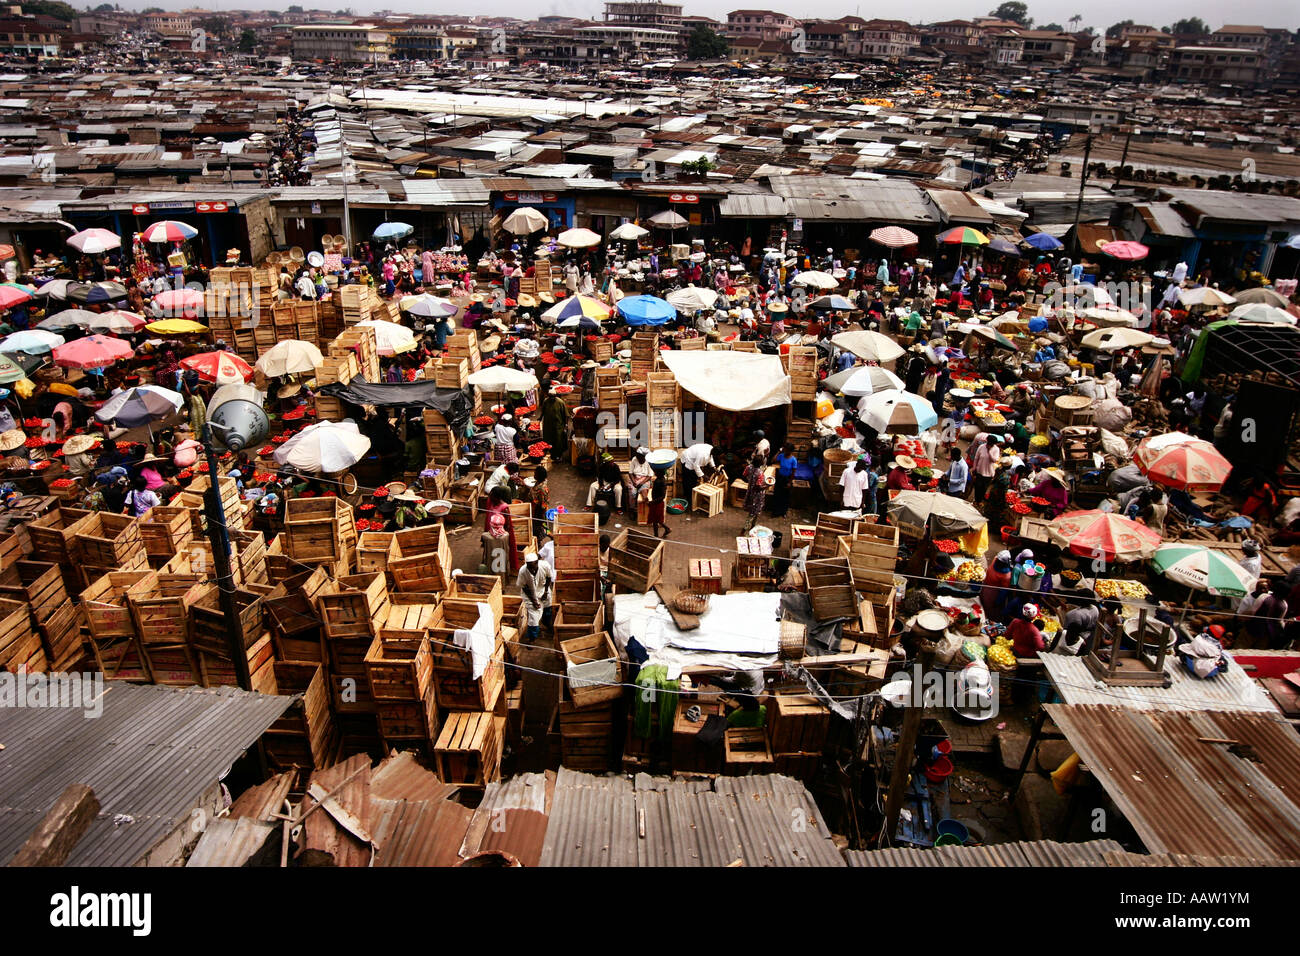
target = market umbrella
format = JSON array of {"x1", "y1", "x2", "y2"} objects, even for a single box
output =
[
  {"x1": 66, "y1": 228, "x2": 121, "y2": 255},
  {"x1": 617, "y1": 295, "x2": 676, "y2": 327},
  {"x1": 1234, "y1": 287, "x2": 1289, "y2": 308},
  {"x1": 964, "y1": 325, "x2": 1016, "y2": 350},
  {"x1": 0, "y1": 354, "x2": 26, "y2": 384},
  {"x1": 467, "y1": 366, "x2": 539, "y2": 392},
  {"x1": 502, "y1": 206, "x2": 549, "y2": 236},
  {"x1": 145, "y1": 319, "x2": 208, "y2": 334},
  {"x1": 38, "y1": 309, "x2": 98, "y2": 331},
  {"x1": 869, "y1": 226, "x2": 919, "y2": 248},
  {"x1": 1099, "y1": 240, "x2": 1149, "y2": 261},
  {"x1": 987, "y1": 238, "x2": 1021, "y2": 257},
  {"x1": 0, "y1": 283, "x2": 34, "y2": 310},
  {"x1": 181, "y1": 350, "x2": 254, "y2": 385},
  {"x1": 1079, "y1": 327, "x2": 1153, "y2": 351},
  {"x1": 0, "y1": 244, "x2": 13, "y2": 260},
  {"x1": 826, "y1": 364, "x2": 903, "y2": 397},
  {"x1": 399, "y1": 294, "x2": 459, "y2": 318},
  {"x1": 94, "y1": 385, "x2": 183, "y2": 428},
  {"x1": 609, "y1": 222, "x2": 649, "y2": 241},
  {"x1": 541, "y1": 295, "x2": 612, "y2": 323},
  {"x1": 32, "y1": 279, "x2": 80, "y2": 300},
  {"x1": 153, "y1": 288, "x2": 204, "y2": 317},
  {"x1": 666, "y1": 286, "x2": 719, "y2": 312},
  {"x1": 937, "y1": 226, "x2": 989, "y2": 246},
  {"x1": 831, "y1": 330, "x2": 904, "y2": 362},
  {"x1": 255, "y1": 339, "x2": 323, "y2": 377},
  {"x1": 556, "y1": 227, "x2": 602, "y2": 249},
  {"x1": 808, "y1": 294, "x2": 859, "y2": 311},
  {"x1": 1022, "y1": 232, "x2": 1064, "y2": 251},
  {"x1": 1048, "y1": 510, "x2": 1162, "y2": 562},
  {"x1": 790, "y1": 270, "x2": 838, "y2": 290},
  {"x1": 888, "y1": 490, "x2": 987, "y2": 535},
  {"x1": 1077, "y1": 306, "x2": 1137, "y2": 327},
  {"x1": 648, "y1": 210, "x2": 688, "y2": 230},
  {"x1": 857, "y1": 389, "x2": 938, "y2": 435},
  {"x1": 0, "y1": 329, "x2": 63, "y2": 353},
  {"x1": 1229, "y1": 302, "x2": 1295, "y2": 325},
  {"x1": 142, "y1": 220, "x2": 198, "y2": 243},
  {"x1": 557, "y1": 315, "x2": 604, "y2": 332},
  {"x1": 67, "y1": 280, "x2": 128, "y2": 304},
  {"x1": 356, "y1": 318, "x2": 416, "y2": 355},
  {"x1": 273, "y1": 420, "x2": 372, "y2": 473},
  {"x1": 88, "y1": 310, "x2": 147, "y2": 334},
  {"x1": 372, "y1": 222, "x2": 413, "y2": 241},
  {"x1": 1151, "y1": 544, "x2": 1256, "y2": 598},
  {"x1": 1134, "y1": 433, "x2": 1232, "y2": 492},
  {"x1": 1178, "y1": 287, "x2": 1236, "y2": 309},
  {"x1": 1067, "y1": 283, "x2": 1114, "y2": 308},
  {"x1": 52, "y1": 334, "x2": 133, "y2": 370}
]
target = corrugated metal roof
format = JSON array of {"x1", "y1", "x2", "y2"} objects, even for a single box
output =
[
  {"x1": 371, "y1": 750, "x2": 460, "y2": 803},
  {"x1": 846, "y1": 839, "x2": 1125, "y2": 867},
  {"x1": 1135, "y1": 202, "x2": 1196, "y2": 238},
  {"x1": 770, "y1": 175, "x2": 939, "y2": 223},
  {"x1": 1041, "y1": 652, "x2": 1276, "y2": 713},
  {"x1": 718, "y1": 193, "x2": 789, "y2": 218},
  {"x1": 0, "y1": 683, "x2": 292, "y2": 867},
  {"x1": 371, "y1": 796, "x2": 474, "y2": 867},
  {"x1": 401, "y1": 179, "x2": 491, "y2": 206},
  {"x1": 1160, "y1": 188, "x2": 1300, "y2": 226},
  {"x1": 1046, "y1": 704, "x2": 1300, "y2": 862},
  {"x1": 538, "y1": 770, "x2": 845, "y2": 867},
  {"x1": 186, "y1": 816, "x2": 276, "y2": 867}
]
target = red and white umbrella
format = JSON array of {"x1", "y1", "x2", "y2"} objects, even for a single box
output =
[
  {"x1": 52, "y1": 334, "x2": 134, "y2": 370},
  {"x1": 89, "y1": 309, "x2": 147, "y2": 334},
  {"x1": 154, "y1": 288, "x2": 204, "y2": 317},
  {"x1": 142, "y1": 220, "x2": 198, "y2": 243},
  {"x1": 67, "y1": 228, "x2": 122, "y2": 255},
  {"x1": 869, "y1": 226, "x2": 919, "y2": 248},
  {"x1": 1048, "y1": 510, "x2": 1163, "y2": 562},
  {"x1": 1134, "y1": 432, "x2": 1232, "y2": 492},
  {"x1": 181, "y1": 350, "x2": 254, "y2": 385}
]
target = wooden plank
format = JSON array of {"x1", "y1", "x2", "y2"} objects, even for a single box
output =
[{"x1": 7, "y1": 784, "x2": 99, "y2": 867}]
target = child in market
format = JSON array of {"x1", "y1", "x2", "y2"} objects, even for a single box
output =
[{"x1": 649, "y1": 471, "x2": 670, "y2": 538}]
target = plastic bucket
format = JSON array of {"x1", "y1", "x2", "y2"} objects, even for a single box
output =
[
  {"x1": 936, "y1": 819, "x2": 969, "y2": 844},
  {"x1": 923, "y1": 755, "x2": 954, "y2": 783},
  {"x1": 933, "y1": 834, "x2": 962, "y2": 847}
]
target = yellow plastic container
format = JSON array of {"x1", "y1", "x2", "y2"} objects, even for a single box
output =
[{"x1": 815, "y1": 397, "x2": 834, "y2": 419}]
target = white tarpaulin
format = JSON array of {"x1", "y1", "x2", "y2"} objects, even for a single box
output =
[
  {"x1": 611, "y1": 591, "x2": 780, "y2": 676},
  {"x1": 659, "y1": 351, "x2": 791, "y2": 411}
]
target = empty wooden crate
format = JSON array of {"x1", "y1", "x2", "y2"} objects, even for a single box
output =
[
  {"x1": 433, "y1": 711, "x2": 503, "y2": 787},
  {"x1": 560, "y1": 632, "x2": 623, "y2": 709},
  {"x1": 608, "y1": 530, "x2": 664, "y2": 592}
]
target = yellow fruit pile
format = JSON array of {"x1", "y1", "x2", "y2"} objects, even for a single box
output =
[
  {"x1": 987, "y1": 637, "x2": 1016, "y2": 670},
  {"x1": 1095, "y1": 579, "x2": 1149, "y2": 600},
  {"x1": 978, "y1": 410, "x2": 1006, "y2": 425}
]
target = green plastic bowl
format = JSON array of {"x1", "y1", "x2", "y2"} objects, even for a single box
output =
[{"x1": 667, "y1": 498, "x2": 688, "y2": 514}]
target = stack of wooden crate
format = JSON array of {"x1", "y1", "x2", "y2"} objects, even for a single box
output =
[
  {"x1": 262, "y1": 661, "x2": 337, "y2": 792},
  {"x1": 367, "y1": 596, "x2": 439, "y2": 755},
  {"x1": 786, "y1": 400, "x2": 816, "y2": 457},
  {"x1": 766, "y1": 692, "x2": 829, "y2": 784},
  {"x1": 786, "y1": 345, "x2": 819, "y2": 401},
  {"x1": 388, "y1": 523, "x2": 454, "y2": 594},
  {"x1": 188, "y1": 475, "x2": 246, "y2": 532},
  {"x1": 838, "y1": 521, "x2": 900, "y2": 644},
  {"x1": 81, "y1": 570, "x2": 153, "y2": 681},
  {"x1": 446, "y1": 331, "x2": 481, "y2": 373},
  {"x1": 138, "y1": 506, "x2": 195, "y2": 569},
  {"x1": 282, "y1": 497, "x2": 356, "y2": 575},
  {"x1": 804, "y1": 558, "x2": 858, "y2": 622},
  {"x1": 554, "y1": 627, "x2": 622, "y2": 773},
  {"x1": 127, "y1": 570, "x2": 206, "y2": 686},
  {"x1": 629, "y1": 331, "x2": 659, "y2": 381},
  {"x1": 553, "y1": 513, "x2": 600, "y2": 593},
  {"x1": 265, "y1": 567, "x2": 329, "y2": 663},
  {"x1": 330, "y1": 325, "x2": 380, "y2": 382},
  {"x1": 733, "y1": 534, "x2": 772, "y2": 591},
  {"x1": 188, "y1": 584, "x2": 275, "y2": 691},
  {"x1": 0, "y1": 560, "x2": 73, "y2": 669},
  {"x1": 338, "y1": 284, "x2": 372, "y2": 325},
  {"x1": 74, "y1": 513, "x2": 146, "y2": 587},
  {"x1": 423, "y1": 408, "x2": 459, "y2": 463},
  {"x1": 0, "y1": 597, "x2": 42, "y2": 674},
  {"x1": 317, "y1": 572, "x2": 390, "y2": 719}
]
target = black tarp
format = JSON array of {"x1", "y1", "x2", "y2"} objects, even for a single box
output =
[{"x1": 316, "y1": 378, "x2": 474, "y2": 435}]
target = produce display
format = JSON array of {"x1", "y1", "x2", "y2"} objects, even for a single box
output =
[
  {"x1": 987, "y1": 636, "x2": 1017, "y2": 670},
  {"x1": 1094, "y1": 579, "x2": 1150, "y2": 600}
]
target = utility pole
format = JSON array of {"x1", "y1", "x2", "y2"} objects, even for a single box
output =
[
  {"x1": 340, "y1": 121, "x2": 353, "y2": 254},
  {"x1": 1114, "y1": 122, "x2": 1136, "y2": 187},
  {"x1": 200, "y1": 423, "x2": 252, "y2": 692},
  {"x1": 1070, "y1": 127, "x2": 1094, "y2": 260},
  {"x1": 882, "y1": 649, "x2": 933, "y2": 846}
]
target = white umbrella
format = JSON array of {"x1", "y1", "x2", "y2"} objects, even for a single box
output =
[
  {"x1": 609, "y1": 222, "x2": 649, "y2": 241},
  {"x1": 791, "y1": 271, "x2": 838, "y2": 290},
  {"x1": 1179, "y1": 287, "x2": 1236, "y2": 309},
  {"x1": 648, "y1": 210, "x2": 688, "y2": 229},
  {"x1": 273, "y1": 420, "x2": 371, "y2": 473},
  {"x1": 1080, "y1": 327, "x2": 1154, "y2": 351},
  {"x1": 1234, "y1": 287, "x2": 1289, "y2": 308},
  {"x1": 32, "y1": 278, "x2": 82, "y2": 300},
  {"x1": 466, "y1": 366, "x2": 539, "y2": 392},
  {"x1": 827, "y1": 364, "x2": 904, "y2": 396},
  {"x1": 857, "y1": 389, "x2": 939, "y2": 435},
  {"x1": 556, "y1": 227, "x2": 602, "y2": 249},
  {"x1": 67, "y1": 228, "x2": 121, "y2": 255},
  {"x1": 0, "y1": 329, "x2": 64, "y2": 353},
  {"x1": 830, "y1": 330, "x2": 905, "y2": 363},
  {"x1": 502, "y1": 206, "x2": 549, "y2": 236},
  {"x1": 1076, "y1": 306, "x2": 1138, "y2": 327},
  {"x1": 355, "y1": 318, "x2": 416, "y2": 355},
  {"x1": 666, "y1": 286, "x2": 719, "y2": 311},
  {"x1": 1230, "y1": 303, "x2": 1296, "y2": 325},
  {"x1": 255, "y1": 339, "x2": 324, "y2": 377},
  {"x1": 400, "y1": 293, "x2": 459, "y2": 318}
]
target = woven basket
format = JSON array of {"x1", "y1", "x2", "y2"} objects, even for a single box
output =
[
  {"x1": 779, "y1": 619, "x2": 806, "y2": 660},
  {"x1": 673, "y1": 592, "x2": 710, "y2": 615}
]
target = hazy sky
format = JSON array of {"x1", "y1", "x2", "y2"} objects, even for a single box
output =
[{"x1": 155, "y1": 0, "x2": 1299, "y2": 32}]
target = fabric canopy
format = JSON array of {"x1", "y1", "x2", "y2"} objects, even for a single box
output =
[
  {"x1": 317, "y1": 377, "x2": 473, "y2": 434},
  {"x1": 660, "y1": 351, "x2": 790, "y2": 411}
]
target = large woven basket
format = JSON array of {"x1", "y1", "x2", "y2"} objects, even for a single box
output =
[{"x1": 672, "y1": 592, "x2": 710, "y2": 615}]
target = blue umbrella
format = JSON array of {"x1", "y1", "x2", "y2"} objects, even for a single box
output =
[
  {"x1": 988, "y1": 238, "x2": 1021, "y2": 257},
  {"x1": 373, "y1": 222, "x2": 414, "y2": 241},
  {"x1": 617, "y1": 295, "x2": 675, "y2": 327},
  {"x1": 1022, "y1": 232, "x2": 1064, "y2": 251}
]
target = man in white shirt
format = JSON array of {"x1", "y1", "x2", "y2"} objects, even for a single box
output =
[
  {"x1": 627, "y1": 447, "x2": 654, "y2": 505},
  {"x1": 945, "y1": 449, "x2": 969, "y2": 497},
  {"x1": 839, "y1": 459, "x2": 871, "y2": 510},
  {"x1": 485, "y1": 460, "x2": 519, "y2": 497},
  {"x1": 679, "y1": 442, "x2": 715, "y2": 499}
]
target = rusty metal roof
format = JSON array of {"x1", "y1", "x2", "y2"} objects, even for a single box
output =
[
  {"x1": 371, "y1": 797, "x2": 474, "y2": 867},
  {"x1": 538, "y1": 769, "x2": 845, "y2": 867},
  {"x1": 846, "y1": 839, "x2": 1126, "y2": 867},
  {"x1": 1040, "y1": 652, "x2": 1277, "y2": 713},
  {"x1": 1046, "y1": 704, "x2": 1300, "y2": 862}
]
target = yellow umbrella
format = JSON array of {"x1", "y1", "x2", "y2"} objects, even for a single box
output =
[{"x1": 145, "y1": 319, "x2": 208, "y2": 334}]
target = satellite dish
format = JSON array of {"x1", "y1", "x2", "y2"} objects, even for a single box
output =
[{"x1": 207, "y1": 386, "x2": 269, "y2": 452}]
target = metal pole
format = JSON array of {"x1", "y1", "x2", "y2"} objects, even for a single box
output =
[
  {"x1": 1114, "y1": 124, "x2": 1133, "y2": 186},
  {"x1": 200, "y1": 423, "x2": 252, "y2": 691},
  {"x1": 882, "y1": 648, "x2": 932, "y2": 846},
  {"x1": 1070, "y1": 130, "x2": 1093, "y2": 260},
  {"x1": 340, "y1": 122, "x2": 353, "y2": 254}
]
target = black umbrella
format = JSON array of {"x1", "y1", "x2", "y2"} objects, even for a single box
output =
[{"x1": 67, "y1": 281, "x2": 128, "y2": 304}]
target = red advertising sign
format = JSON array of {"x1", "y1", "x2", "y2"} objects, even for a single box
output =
[
  {"x1": 668, "y1": 193, "x2": 699, "y2": 204},
  {"x1": 131, "y1": 204, "x2": 149, "y2": 215},
  {"x1": 195, "y1": 201, "x2": 230, "y2": 213}
]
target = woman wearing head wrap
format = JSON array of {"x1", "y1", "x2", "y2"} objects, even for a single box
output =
[{"x1": 981, "y1": 551, "x2": 1013, "y2": 623}]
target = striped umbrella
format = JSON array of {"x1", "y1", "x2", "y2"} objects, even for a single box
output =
[
  {"x1": 142, "y1": 220, "x2": 198, "y2": 243},
  {"x1": 67, "y1": 280, "x2": 127, "y2": 304},
  {"x1": 937, "y1": 227, "x2": 989, "y2": 245},
  {"x1": 857, "y1": 389, "x2": 938, "y2": 435},
  {"x1": 541, "y1": 295, "x2": 613, "y2": 323},
  {"x1": 1134, "y1": 433, "x2": 1232, "y2": 492},
  {"x1": 38, "y1": 309, "x2": 99, "y2": 331},
  {"x1": 869, "y1": 226, "x2": 919, "y2": 248},
  {"x1": 0, "y1": 283, "x2": 35, "y2": 310},
  {"x1": 399, "y1": 294, "x2": 459, "y2": 318},
  {"x1": 825, "y1": 364, "x2": 903, "y2": 397},
  {"x1": 52, "y1": 334, "x2": 134, "y2": 370},
  {"x1": 88, "y1": 310, "x2": 147, "y2": 334},
  {"x1": 32, "y1": 279, "x2": 81, "y2": 300},
  {"x1": 1048, "y1": 510, "x2": 1163, "y2": 562},
  {"x1": 94, "y1": 385, "x2": 183, "y2": 428},
  {"x1": 67, "y1": 228, "x2": 122, "y2": 255},
  {"x1": 181, "y1": 350, "x2": 254, "y2": 385},
  {"x1": 356, "y1": 318, "x2": 416, "y2": 355},
  {"x1": 808, "y1": 294, "x2": 859, "y2": 311},
  {"x1": 1151, "y1": 544, "x2": 1256, "y2": 598},
  {"x1": 1099, "y1": 240, "x2": 1149, "y2": 261}
]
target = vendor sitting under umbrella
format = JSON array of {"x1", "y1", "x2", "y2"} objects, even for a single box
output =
[{"x1": 1027, "y1": 467, "x2": 1069, "y2": 518}]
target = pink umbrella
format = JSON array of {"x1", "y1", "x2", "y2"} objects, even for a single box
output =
[
  {"x1": 869, "y1": 226, "x2": 920, "y2": 248},
  {"x1": 52, "y1": 334, "x2": 134, "y2": 370},
  {"x1": 0, "y1": 285, "x2": 33, "y2": 310},
  {"x1": 181, "y1": 350, "x2": 253, "y2": 385},
  {"x1": 154, "y1": 288, "x2": 204, "y2": 318},
  {"x1": 1100, "y1": 240, "x2": 1150, "y2": 261}
]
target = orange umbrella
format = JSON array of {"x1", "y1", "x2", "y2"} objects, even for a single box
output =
[
  {"x1": 1048, "y1": 510, "x2": 1163, "y2": 562},
  {"x1": 1134, "y1": 433, "x2": 1232, "y2": 492}
]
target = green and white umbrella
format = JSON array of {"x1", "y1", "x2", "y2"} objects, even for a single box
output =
[{"x1": 1150, "y1": 544, "x2": 1256, "y2": 598}]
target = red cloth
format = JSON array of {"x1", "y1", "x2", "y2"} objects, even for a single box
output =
[
  {"x1": 1007, "y1": 618, "x2": 1045, "y2": 658},
  {"x1": 980, "y1": 566, "x2": 1011, "y2": 617}
]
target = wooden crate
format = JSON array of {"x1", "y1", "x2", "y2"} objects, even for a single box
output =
[
  {"x1": 646, "y1": 370, "x2": 679, "y2": 408},
  {"x1": 0, "y1": 560, "x2": 66, "y2": 625},
  {"x1": 688, "y1": 558, "x2": 723, "y2": 594},
  {"x1": 767, "y1": 693, "x2": 830, "y2": 754},
  {"x1": 691, "y1": 483, "x2": 724, "y2": 517},
  {"x1": 282, "y1": 497, "x2": 356, "y2": 563},
  {"x1": 553, "y1": 531, "x2": 599, "y2": 572},
  {"x1": 560, "y1": 631, "x2": 622, "y2": 710},
  {"x1": 0, "y1": 597, "x2": 38, "y2": 672},
  {"x1": 809, "y1": 585, "x2": 857, "y2": 622},
  {"x1": 81, "y1": 570, "x2": 153, "y2": 641},
  {"x1": 608, "y1": 529, "x2": 664, "y2": 593},
  {"x1": 188, "y1": 475, "x2": 245, "y2": 532},
  {"x1": 196, "y1": 632, "x2": 277, "y2": 691},
  {"x1": 73, "y1": 513, "x2": 141, "y2": 568},
  {"x1": 375, "y1": 683, "x2": 439, "y2": 744},
  {"x1": 553, "y1": 601, "x2": 604, "y2": 644},
  {"x1": 317, "y1": 573, "x2": 388, "y2": 640},
  {"x1": 365, "y1": 632, "x2": 433, "y2": 701},
  {"x1": 433, "y1": 711, "x2": 503, "y2": 788},
  {"x1": 435, "y1": 357, "x2": 468, "y2": 389},
  {"x1": 128, "y1": 573, "x2": 207, "y2": 646},
  {"x1": 811, "y1": 512, "x2": 857, "y2": 559},
  {"x1": 143, "y1": 642, "x2": 202, "y2": 686},
  {"x1": 554, "y1": 572, "x2": 600, "y2": 603},
  {"x1": 430, "y1": 624, "x2": 505, "y2": 712},
  {"x1": 444, "y1": 574, "x2": 504, "y2": 625},
  {"x1": 38, "y1": 600, "x2": 83, "y2": 670},
  {"x1": 724, "y1": 727, "x2": 774, "y2": 775},
  {"x1": 25, "y1": 507, "x2": 91, "y2": 566},
  {"x1": 840, "y1": 522, "x2": 900, "y2": 597},
  {"x1": 389, "y1": 523, "x2": 453, "y2": 592},
  {"x1": 266, "y1": 591, "x2": 324, "y2": 662},
  {"x1": 356, "y1": 532, "x2": 398, "y2": 575},
  {"x1": 188, "y1": 584, "x2": 265, "y2": 655},
  {"x1": 378, "y1": 597, "x2": 440, "y2": 640},
  {"x1": 555, "y1": 687, "x2": 616, "y2": 771},
  {"x1": 263, "y1": 662, "x2": 336, "y2": 771}
]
